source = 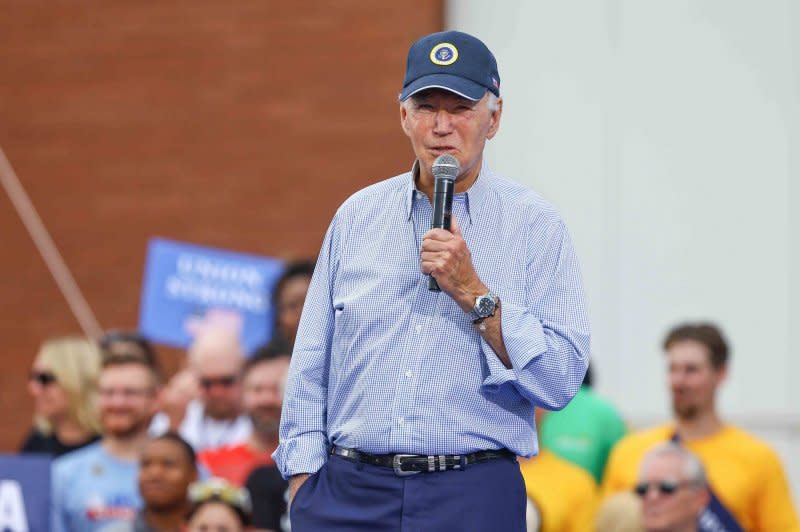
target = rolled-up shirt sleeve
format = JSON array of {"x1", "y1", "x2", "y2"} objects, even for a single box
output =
[
  {"x1": 273, "y1": 213, "x2": 341, "y2": 479},
  {"x1": 479, "y1": 220, "x2": 590, "y2": 410}
]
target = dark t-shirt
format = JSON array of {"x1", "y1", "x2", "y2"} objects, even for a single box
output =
[
  {"x1": 245, "y1": 465, "x2": 289, "y2": 531},
  {"x1": 19, "y1": 428, "x2": 100, "y2": 457}
]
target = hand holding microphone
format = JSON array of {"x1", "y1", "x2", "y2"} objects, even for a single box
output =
[{"x1": 427, "y1": 154, "x2": 460, "y2": 291}]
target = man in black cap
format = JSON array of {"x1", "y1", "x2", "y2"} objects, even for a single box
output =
[{"x1": 275, "y1": 30, "x2": 590, "y2": 531}]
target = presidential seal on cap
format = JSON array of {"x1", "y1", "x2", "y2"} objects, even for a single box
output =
[{"x1": 400, "y1": 30, "x2": 500, "y2": 102}]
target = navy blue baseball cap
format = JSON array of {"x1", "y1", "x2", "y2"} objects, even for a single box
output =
[{"x1": 400, "y1": 30, "x2": 500, "y2": 102}]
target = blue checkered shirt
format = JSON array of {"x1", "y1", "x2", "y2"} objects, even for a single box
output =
[{"x1": 274, "y1": 161, "x2": 590, "y2": 478}]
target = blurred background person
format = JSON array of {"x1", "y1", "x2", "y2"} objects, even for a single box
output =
[
  {"x1": 595, "y1": 491, "x2": 644, "y2": 532},
  {"x1": 52, "y1": 353, "x2": 164, "y2": 532},
  {"x1": 540, "y1": 364, "x2": 627, "y2": 484},
  {"x1": 270, "y1": 260, "x2": 314, "y2": 349},
  {"x1": 602, "y1": 322, "x2": 799, "y2": 531},
  {"x1": 100, "y1": 433, "x2": 198, "y2": 532},
  {"x1": 100, "y1": 331, "x2": 159, "y2": 364},
  {"x1": 519, "y1": 407, "x2": 598, "y2": 532},
  {"x1": 20, "y1": 337, "x2": 102, "y2": 457},
  {"x1": 199, "y1": 341, "x2": 290, "y2": 486},
  {"x1": 186, "y1": 478, "x2": 252, "y2": 532},
  {"x1": 151, "y1": 326, "x2": 250, "y2": 452},
  {"x1": 635, "y1": 443, "x2": 709, "y2": 532},
  {"x1": 245, "y1": 465, "x2": 288, "y2": 532}
]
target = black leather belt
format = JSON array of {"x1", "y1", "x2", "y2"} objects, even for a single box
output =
[{"x1": 331, "y1": 446, "x2": 515, "y2": 477}]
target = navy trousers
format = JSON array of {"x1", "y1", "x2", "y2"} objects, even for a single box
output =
[{"x1": 289, "y1": 453, "x2": 527, "y2": 531}]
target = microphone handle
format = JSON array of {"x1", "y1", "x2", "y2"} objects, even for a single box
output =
[{"x1": 428, "y1": 177, "x2": 454, "y2": 291}]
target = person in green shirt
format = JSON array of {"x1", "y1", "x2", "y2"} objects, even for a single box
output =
[{"x1": 539, "y1": 365, "x2": 627, "y2": 483}]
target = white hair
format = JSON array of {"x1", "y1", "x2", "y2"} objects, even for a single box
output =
[
  {"x1": 401, "y1": 90, "x2": 500, "y2": 113},
  {"x1": 640, "y1": 442, "x2": 707, "y2": 487}
]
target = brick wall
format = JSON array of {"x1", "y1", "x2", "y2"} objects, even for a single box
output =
[{"x1": 0, "y1": 0, "x2": 442, "y2": 451}]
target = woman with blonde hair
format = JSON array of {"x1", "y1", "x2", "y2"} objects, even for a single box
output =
[{"x1": 20, "y1": 337, "x2": 103, "y2": 456}]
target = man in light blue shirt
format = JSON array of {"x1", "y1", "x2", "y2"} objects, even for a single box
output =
[
  {"x1": 52, "y1": 353, "x2": 163, "y2": 532},
  {"x1": 276, "y1": 30, "x2": 590, "y2": 531}
]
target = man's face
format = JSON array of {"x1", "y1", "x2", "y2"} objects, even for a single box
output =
[
  {"x1": 139, "y1": 438, "x2": 197, "y2": 511},
  {"x1": 243, "y1": 357, "x2": 290, "y2": 436},
  {"x1": 400, "y1": 89, "x2": 501, "y2": 185},
  {"x1": 638, "y1": 453, "x2": 709, "y2": 532},
  {"x1": 195, "y1": 354, "x2": 243, "y2": 421},
  {"x1": 276, "y1": 275, "x2": 311, "y2": 345},
  {"x1": 667, "y1": 340, "x2": 725, "y2": 421},
  {"x1": 98, "y1": 364, "x2": 159, "y2": 439}
]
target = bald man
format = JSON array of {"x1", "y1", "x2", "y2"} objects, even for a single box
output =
[{"x1": 151, "y1": 327, "x2": 252, "y2": 451}]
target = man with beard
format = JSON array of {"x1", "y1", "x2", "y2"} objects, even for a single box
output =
[
  {"x1": 100, "y1": 433, "x2": 198, "y2": 532},
  {"x1": 602, "y1": 322, "x2": 799, "y2": 531},
  {"x1": 198, "y1": 342, "x2": 290, "y2": 486},
  {"x1": 52, "y1": 353, "x2": 163, "y2": 531}
]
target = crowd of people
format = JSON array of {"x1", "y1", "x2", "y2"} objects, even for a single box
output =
[
  {"x1": 14, "y1": 26, "x2": 800, "y2": 532},
  {"x1": 19, "y1": 261, "x2": 313, "y2": 532},
  {"x1": 19, "y1": 258, "x2": 799, "y2": 531}
]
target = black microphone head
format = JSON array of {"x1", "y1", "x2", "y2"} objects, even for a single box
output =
[{"x1": 432, "y1": 154, "x2": 460, "y2": 182}]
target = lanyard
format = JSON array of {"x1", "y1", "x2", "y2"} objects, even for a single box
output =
[{"x1": 670, "y1": 432, "x2": 744, "y2": 532}]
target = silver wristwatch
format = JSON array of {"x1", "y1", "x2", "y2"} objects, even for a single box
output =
[{"x1": 469, "y1": 291, "x2": 499, "y2": 323}]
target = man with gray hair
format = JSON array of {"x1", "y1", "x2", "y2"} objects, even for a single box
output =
[
  {"x1": 275, "y1": 29, "x2": 590, "y2": 531},
  {"x1": 635, "y1": 442, "x2": 709, "y2": 532}
]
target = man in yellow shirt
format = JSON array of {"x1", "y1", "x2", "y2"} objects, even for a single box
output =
[{"x1": 602, "y1": 322, "x2": 799, "y2": 532}]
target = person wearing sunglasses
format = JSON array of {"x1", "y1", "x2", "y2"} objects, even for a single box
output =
[
  {"x1": 199, "y1": 341, "x2": 290, "y2": 487},
  {"x1": 634, "y1": 443, "x2": 709, "y2": 532},
  {"x1": 602, "y1": 323, "x2": 800, "y2": 531},
  {"x1": 151, "y1": 327, "x2": 251, "y2": 453},
  {"x1": 20, "y1": 337, "x2": 103, "y2": 457}
]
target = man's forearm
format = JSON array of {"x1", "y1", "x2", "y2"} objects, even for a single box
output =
[{"x1": 474, "y1": 307, "x2": 511, "y2": 368}]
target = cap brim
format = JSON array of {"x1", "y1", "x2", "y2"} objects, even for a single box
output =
[{"x1": 400, "y1": 73, "x2": 487, "y2": 101}]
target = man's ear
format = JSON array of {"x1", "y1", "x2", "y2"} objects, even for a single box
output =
[
  {"x1": 486, "y1": 97, "x2": 503, "y2": 140},
  {"x1": 400, "y1": 102, "x2": 411, "y2": 136}
]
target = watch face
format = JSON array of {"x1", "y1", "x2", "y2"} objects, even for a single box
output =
[{"x1": 477, "y1": 296, "x2": 495, "y2": 317}]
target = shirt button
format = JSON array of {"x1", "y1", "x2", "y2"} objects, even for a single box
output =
[
  {"x1": 398, "y1": 417, "x2": 405, "y2": 425},
  {"x1": 415, "y1": 324, "x2": 422, "y2": 333},
  {"x1": 405, "y1": 370, "x2": 413, "y2": 378}
]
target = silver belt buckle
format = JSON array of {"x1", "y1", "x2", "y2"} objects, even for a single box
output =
[{"x1": 392, "y1": 454, "x2": 421, "y2": 476}]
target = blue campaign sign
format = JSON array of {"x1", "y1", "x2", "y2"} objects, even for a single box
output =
[
  {"x1": 0, "y1": 454, "x2": 51, "y2": 532},
  {"x1": 139, "y1": 238, "x2": 284, "y2": 354}
]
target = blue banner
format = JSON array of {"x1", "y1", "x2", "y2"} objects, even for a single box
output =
[
  {"x1": 0, "y1": 454, "x2": 51, "y2": 532},
  {"x1": 138, "y1": 238, "x2": 284, "y2": 354}
]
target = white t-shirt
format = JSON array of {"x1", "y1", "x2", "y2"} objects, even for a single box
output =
[{"x1": 150, "y1": 399, "x2": 252, "y2": 451}]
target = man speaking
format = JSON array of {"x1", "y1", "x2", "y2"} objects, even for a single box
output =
[{"x1": 274, "y1": 30, "x2": 591, "y2": 531}]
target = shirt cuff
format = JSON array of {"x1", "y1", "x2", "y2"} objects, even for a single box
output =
[
  {"x1": 479, "y1": 300, "x2": 547, "y2": 392},
  {"x1": 272, "y1": 431, "x2": 329, "y2": 480}
]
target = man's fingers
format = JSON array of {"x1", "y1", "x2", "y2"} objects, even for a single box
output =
[
  {"x1": 421, "y1": 238, "x2": 452, "y2": 252},
  {"x1": 450, "y1": 213, "x2": 462, "y2": 236},
  {"x1": 422, "y1": 228, "x2": 453, "y2": 242}
]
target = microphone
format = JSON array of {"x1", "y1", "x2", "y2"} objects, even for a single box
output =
[{"x1": 427, "y1": 154, "x2": 460, "y2": 291}]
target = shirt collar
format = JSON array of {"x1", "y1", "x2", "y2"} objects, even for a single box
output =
[{"x1": 404, "y1": 159, "x2": 492, "y2": 227}]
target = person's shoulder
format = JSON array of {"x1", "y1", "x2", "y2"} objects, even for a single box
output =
[
  {"x1": 245, "y1": 464, "x2": 286, "y2": 490},
  {"x1": 338, "y1": 172, "x2": 410, "y2": 212},
  {"x1": 483, "y1": 171, "x2": 560, "y2": 217},
  {"x1": 53, "y1": 440, "x2": 103, "y2": 475},
  {"x1": 199, "y1": 443, "x2": 248, "y2": 461},
  {"x1": 611, "y1": 424, "x2": 672, "y2": 456},
  {"x1": 547, "y1": 451, "x2": 596, "y2": 490},
  {"x1": 718, "y1": 425, "x2": 785, "y2": 463}
]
